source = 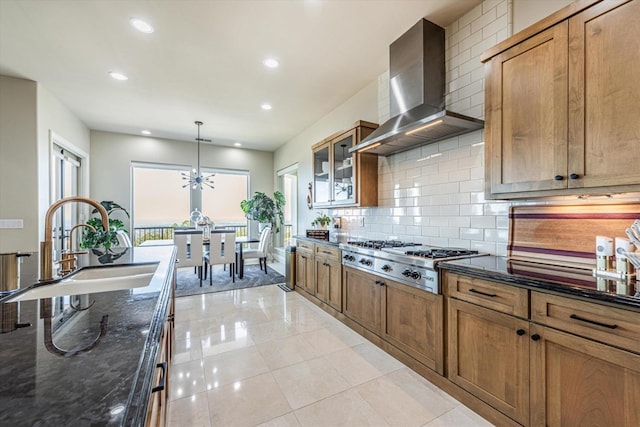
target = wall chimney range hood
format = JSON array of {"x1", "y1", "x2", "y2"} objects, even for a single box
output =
[{"x1": 351, "y1": 19, "x2": 483, "y2": 156}]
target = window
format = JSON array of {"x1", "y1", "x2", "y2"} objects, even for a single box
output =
[
  {"x1": 132, "y1": 163, "x2": 190, "y2": 244},
  {"x1": 201, "y1": 169, "x2": 249, "y2": 233}
]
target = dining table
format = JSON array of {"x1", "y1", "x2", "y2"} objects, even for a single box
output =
[{"x1": 139, "y1": 233, "x2": 260, "y2": 279}]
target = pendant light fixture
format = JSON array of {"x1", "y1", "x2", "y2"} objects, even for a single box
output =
[{"x1": 182, "y1": 121, "x2": 215, "y2": 190}]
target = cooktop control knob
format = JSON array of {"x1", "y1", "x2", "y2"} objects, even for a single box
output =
[
  {"x1": 381, "y1": 264, "x2": 392, "y2": 272},
  {"x1": 364, "y1": 260, "x2": 372, "y2": 266},
  {"x1": 411, "y1": 271, "x2": 421, "y2": 280},
  {"x1": 402, "y1": 269, "x2": 412, "y2": 277}
]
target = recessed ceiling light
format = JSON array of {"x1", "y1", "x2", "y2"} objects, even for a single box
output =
[
  {"x1": 141, "y1": 130, "x2": 152, "y2": 135},
  {"x1": 130, "y1": 18, "x2": 154, "y2": 34},
  {"x1": 263, "y1": 58, "x2": 279, "y2": 68},
  {"x1": 109, "y1": 71, "x2": 128, "y2": 81},
  {"x1": 261, "y1": 103, "x2": 272, "y2": 110},
  {"x1": 233, "y1": 142, "x2": 242, "y2": 147}
]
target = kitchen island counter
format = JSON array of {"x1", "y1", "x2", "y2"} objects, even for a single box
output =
[
  {"x1": 440, "y1": 255, "x2": 640, "y2": 311},
  {"x1": 0, "y1": 245, "x2": 176, "y2": 426}
]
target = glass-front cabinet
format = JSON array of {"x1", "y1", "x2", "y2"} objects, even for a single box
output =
[{"x1": 312, "y1": 121, "x2": 378, "y2": 208}]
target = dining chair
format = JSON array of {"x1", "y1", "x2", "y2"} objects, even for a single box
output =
[
  {"x1": 174, "y1": 229, "x2": 204, "y2": 286},
  {"x1": 204, "y1": 232, "x2": 236, "y2": 285},
  {"x1": 114, "y1": 230, "x2": 133, "y2": 247},
  {"x1": 238, "y1": 227, "x2": 272, "y2": 275}
]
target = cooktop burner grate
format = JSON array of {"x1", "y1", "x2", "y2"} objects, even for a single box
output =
[
  {"x1": 405, "y1": 248, "x2": 480, "y2": 259},
  {"x1": 346, "y1": 240, "x2": 421, "y2": 250}
]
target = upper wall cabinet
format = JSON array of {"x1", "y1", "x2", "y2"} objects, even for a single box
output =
[
  {"x1": 312, "y1": 120, "x2": 378, "y2": 207},
  {"x1": 482, "y1": 0, "x2": 640, "y2": 199}
]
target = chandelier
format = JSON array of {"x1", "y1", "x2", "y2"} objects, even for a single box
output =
[{"x1": 182, "y1": 121, "x2": 215, "y2": 190}]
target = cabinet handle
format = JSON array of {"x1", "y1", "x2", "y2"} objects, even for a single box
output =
[
  {"x1": 301, "y1": 255, "x2": 307, "y2": 259},
  {"x1": 323, "y1": 262, "x2": 329, "y2": 267},
  {"x1": 554, "y1": 175, "x2": 564, "y2": 181},
  {"x1": 516, "y1": 329, "x2": 526, "y2": 336},
  {"x1": 375, "y1": 280, "x2": 385, "y2": 286},
  {"x1": 468, "y1": 288, "x2": 497, "y2": 298},
  {"x1": 151, "y1": 362, "x2": 168, "y2": 393},
  {"x1": 569, "y1": 173, "x2": 580, "y2": 180},
  {"x1": 570, "y1": 314, "x2": 618, "y2": 329},
  {"x1": 167, "y1": 314, "x2": 175, "y2": 322},
  {"x1": 531, "y1": 334, "x2": 541, "y2": 341}
]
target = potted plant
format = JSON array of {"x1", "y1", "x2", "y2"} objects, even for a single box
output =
[
  {"x1": 80, "y1": 201, "x2": 130, "y2": 251},
  {"x1": 240, "y1": 191, "x2": 285, "y2": 233},
  {"x1": 311, "y1": 212, "x2": 331, "y2": 230}
]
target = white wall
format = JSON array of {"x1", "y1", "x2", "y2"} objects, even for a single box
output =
[
  {"x1": 0, "y1": 76, "x2": 90, "y2": 252},
  {"x1": 513, "y1": 0, "x2": 573, "y2": 33},
  {"x1": 0, "y1": 76, "x2": 38, "y2": 252},
  {"x1": 91, "y1": 130, "x2": 275, "y2": 234}
]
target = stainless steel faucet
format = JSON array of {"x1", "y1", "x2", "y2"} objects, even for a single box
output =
[{"x1": 40, "y1": 197, "x2": 109, "y2": 281}]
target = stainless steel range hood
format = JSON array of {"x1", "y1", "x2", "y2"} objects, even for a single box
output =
[{"x1": 351, "y1": 19, "x2": 483, "y2": 156}]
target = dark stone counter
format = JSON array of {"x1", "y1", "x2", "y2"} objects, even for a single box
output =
[
  {"x1": 294, "y1": 235, "x2": 341, "y2": 247},
  {"x1": 0, "y1": 245, "x2": 176, "y2": 426},
  {"x1": 440, "y1": 256, "x2": 640, "y2": 312}
]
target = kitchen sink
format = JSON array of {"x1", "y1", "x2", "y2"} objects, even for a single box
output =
[{"x1": 6, "y1": 263, "x2": 159, "y2": 302}]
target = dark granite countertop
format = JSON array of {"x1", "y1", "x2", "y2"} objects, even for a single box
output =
[
  {"x1": 294, "y1": 235, "x2": 341, "y2": 247},
  {"x1": 440, "y1": 256, "x2": 640, "y2": 312},
  {"x1": 0, "y1": 245, "x2": 176, "y2": 426}
]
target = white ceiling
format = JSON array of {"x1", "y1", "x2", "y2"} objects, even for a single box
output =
[{"x1": 0, "y1": 0, "x2": 482, "y2": 151}]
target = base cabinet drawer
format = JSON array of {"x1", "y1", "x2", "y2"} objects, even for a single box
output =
[{"x1": 531, "y1": 291, "x2": 640, "y2": 354}]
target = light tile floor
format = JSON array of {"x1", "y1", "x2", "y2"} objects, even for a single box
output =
[{"x1": 167, "y1": 285, "x2": 494, "y2": 427}]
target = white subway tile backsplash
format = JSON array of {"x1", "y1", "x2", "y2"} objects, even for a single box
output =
[
  {"x1": 471, "y1": 215, "x2": 496, "y2": 229},
  {"x1": 337, "y1": 1, "x2": 516, "y2": 256},
  {"x1": 459, "y1": 4, "x2": 482, "y2": 27},
  {"x1": 460, "y1": 203, "x2": 484, "y2": 216}
]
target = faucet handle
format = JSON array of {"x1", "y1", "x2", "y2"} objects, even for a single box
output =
[{"x1": 57, "y1": 251, "x2": 78, "y2": 276}]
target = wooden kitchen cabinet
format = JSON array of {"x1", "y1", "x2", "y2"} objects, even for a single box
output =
[
  {"x1": 483, "y1": 0, "x2": 640, "y2": 199},
  {"x1": 314, "y1": 245, "x2": 342, "y2": 311},
  {"x1": 529, "y1": 323, "x2": 640, "y2": 427},
  {"x1": 342, "y1": 266, "x2": 383, "y2": 335},
  {"x1": 445, "y1": 273, "x2": 530, "y2": 425},
  {"x1": 382, "y1": 279, "x2": 444, "y2": 374},
  {"x1": 145, "y1": 263, "x2": 175, "y2": 427},
  {"x1": 312, "y1": 120, "x2": 378, "y2": 207},
  {"x1": 295, "y1": 240, "x2": 315, "y2": 296}
]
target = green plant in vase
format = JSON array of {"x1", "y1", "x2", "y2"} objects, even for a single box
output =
[
  {"x1": 80, "y1": 201, "x2": 130, "y2": 251},
  {"x1": 240, "y1": 191, "x2": 285, "y2": 233},
  {"x1": 311, "y1": 212, "x2": 331, "y2": 229}
]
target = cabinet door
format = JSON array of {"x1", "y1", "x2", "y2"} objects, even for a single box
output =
[
  {"x1": 296, "y1": 251, "x2": 314, "y2": 295},
  {"x1": 568, "y1": 0, "x2": 640, "y2": 189},
  {"x1": 486, "y1": 22, "x2": 568, "y2": 195},
  {"x1": 382, "y1": 280, "x2": 443, "y2": 374},
  {"x1": 342, "y1": 267, "x2": 382, "y2": 335},
  {"x1": 448, "y1": 298, "x2": 530, "y2": 425},
  {"x1": 332, "y1": 130, "x2": 356, "y2": 205},
  {"x1": 313, "y1": 142, "x2": 331, "y2": 206},
  {"x1": 315, "y1": 256, "x2": 343, "y2": 311},
  {"x1": 530, "y1": 324, "x2": 640, "y2": 427}
]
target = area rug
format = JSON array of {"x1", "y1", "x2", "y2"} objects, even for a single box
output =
[{"x1": 175, "y1": 264, "x2": 285, "y2": 297}]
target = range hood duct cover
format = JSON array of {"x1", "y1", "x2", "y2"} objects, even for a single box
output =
[{"x1": 351, "y1": 19, "x2": 483, "y2": 156}]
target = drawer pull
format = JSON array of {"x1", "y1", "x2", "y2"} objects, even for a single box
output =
[
  {"x1": 516, "y1": 329, "x2": 526, "y2": 336},
  {"x1": 469, "y1": 288, "x2": 497, "y2": 298},
  {"x1": 151, "y1": 362, "x2": 167, "y2": 393},
  {"x1": 569, "y1": 314, "x2": 618, "y2": 329}
]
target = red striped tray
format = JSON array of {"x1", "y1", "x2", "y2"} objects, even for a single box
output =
[{"x1": 508, "y1": 203, "x2": 640, "y2": 268}]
